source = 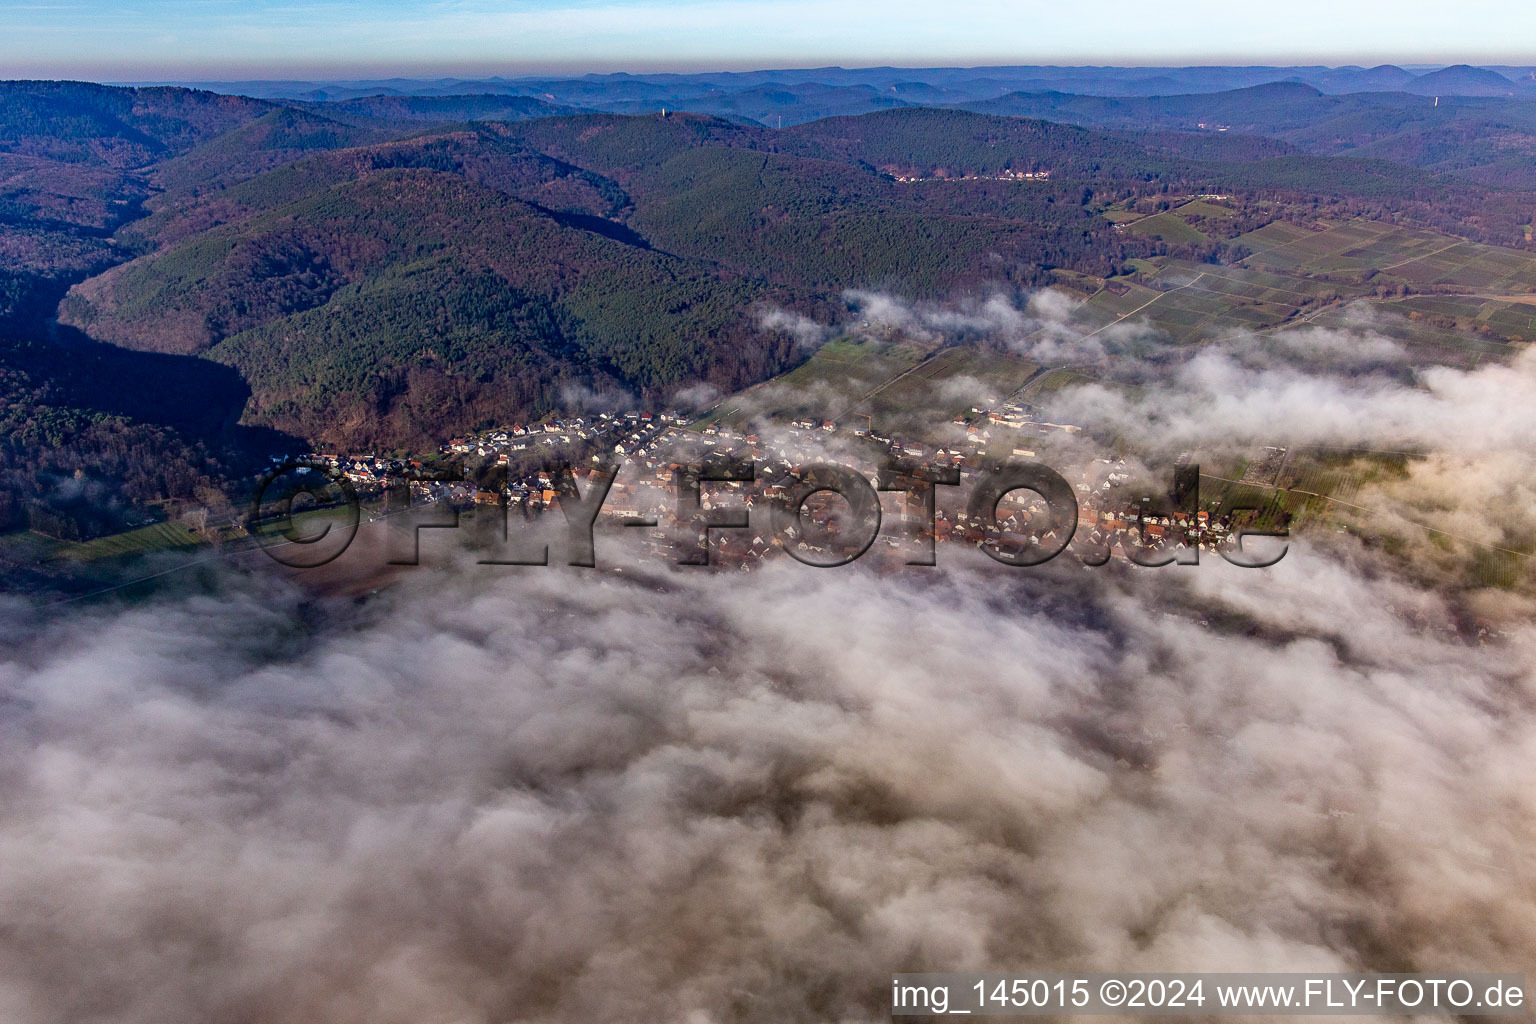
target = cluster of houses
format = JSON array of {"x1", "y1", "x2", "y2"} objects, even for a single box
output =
[
  {"x1": 891, "y1": 168, "x2": 1051, "y2": 183},
  {"x1": 596, "y1": 412, "x2": 1239, "y2": 568},
  {"x1": 284, "y1": 398, "x2": 1245, "y2": 568},
  {"x1": 280, "y1": 452, "x2": 479, "y2": 505},
  {"x1": 441, "y1": 411, "x2": 684, "y2": 460}
]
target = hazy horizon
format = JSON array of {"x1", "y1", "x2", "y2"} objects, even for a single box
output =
[
  {"x1": 95, "y1": 60, "x2": 1522, "y2": 89},
  {"x1": 24, "y1": 57, "x2": 1536, "y2": 86},
  {"x1": 2, "y1": 0, "x2": 1532, "y2": 81}
]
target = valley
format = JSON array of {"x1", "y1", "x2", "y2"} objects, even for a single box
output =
[{"x1": 3, "y1": 75, "x2": 1536, "y2": 592}]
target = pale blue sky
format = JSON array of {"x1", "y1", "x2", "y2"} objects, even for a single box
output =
[{"x1": 2, "y1": 0, "x2": 1533, "y2": 80}]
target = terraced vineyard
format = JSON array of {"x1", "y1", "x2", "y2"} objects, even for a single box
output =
[
  {"x1": 1124, "y1": 211, "x2": 1211, "y2": 244},
  {"x1": 1063, "y1": 264, "x2": 1323, "y2": 344},
  {"x1": 697, "y1": 337, "x2": 927, "y2": 429},
  {"x1": 1233, "y1": 218, "x2": 1536, "y2": 292},
  {"x1": 857, "y1": 345, "x2": 1040, "y2": 429},
  {"x1": 1391, "y1": 294, "x2": 1536, "y2": 340},
  {"x1": 1064, "y1": 200, "x2": 1536, "y2": 352}
]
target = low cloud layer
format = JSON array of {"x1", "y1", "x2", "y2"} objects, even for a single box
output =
[
  {"x1": 1046, "y1": 339, "x2": 1536, "y2": 456},
  {"x1": 0, "y1": 539, "x2": 1533, "y2": 1023}
]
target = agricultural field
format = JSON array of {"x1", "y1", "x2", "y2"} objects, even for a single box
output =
[
  {"x1": 1069, "y1": 203, "x2": 1536, "y2": 353},
  {"x1": 1019, "y1": 367, "x2": 1101, "y2": 399},
  {"x1": 698, "y1": 336, "x2": 928, "y2": 428},
  {"x1": 1200, "y1": 446, "x2": 1530, "y2": 588},
  {"x1": 701, "y1": 336, "x2": 1043, "y2": 436},
  {"x1": 1388, "y1": 294, "x2": 1536, "y2": 342},
  {"x1": 1056, "y1": 277, "x2": 1247, "y2": 346},
  {"x1": 1197, "y1": 450, "x2": 1388, "y2": 534},
  {"x1": 1150, "y1": 258, "x2": 1349, "y2": 310},
  {"x1": 1070, "y1": 279, "x2": 1162, "y2": 322},
  {"x1": 1067, "y1": 266, "x2": 1305, "y2": 343},
  {"x1": 1274, "y1": 449, "x2": 1413, "y2": 505},
  {"x1": 1305, "y1": 302, "x2": 1517, "y2": 367},
  {"x1": 54, "y1": 520, "x2": 211, "y2": 562},
  {"x1": 853, "y1": 345, "x2": 1040, "y2": 431},
  {"x1": 1125, "y1": 210, "x2": 1210, "y2": 244},
  {"x1": 1176, "y1": 199, "x2": 1239, "y2": 223},
  {"x1": 1233, "y1": 218, "x2": 1536, "y2": 293},
  {"x1": 0, "y1": 519, "x2": 216, "y2": 603},
  {"x1": 1100, "y1": 196, "x2": 1242, "y2": 238}
]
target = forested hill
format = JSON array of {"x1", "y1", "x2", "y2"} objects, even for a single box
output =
[
  {"x1": 778, "y1": 107, "x2": 1189, "y2": 177},
  {"x1": 47, "y1": 105, "x2": 1271, "y2": 449},
  {"x1": 5, "y1": 78, "x2": 1536, "y2": 532},
  {"x1": 0, "y1": 80, "x2": 275, "y2": 165}
]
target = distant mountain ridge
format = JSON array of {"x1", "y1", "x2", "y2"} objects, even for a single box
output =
[
  {"x1": 0, "y1": 79, "x2": 274, "y2": 165},
  {"x1": 146, "y1": 63, "x2": 1536, "y2": 127},
  {"x1": 963, "y1": 81, "x2": 1536, "y2": 188},
  {"x1": 1402, "y1": 64, "x2": 1520, "y2": 97}
]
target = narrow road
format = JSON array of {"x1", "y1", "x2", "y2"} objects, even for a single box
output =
[
  {"x1": 1375, "y1": 240, "x2": 1464, "y2": 271},
  {"x1": 1076, "y1": 272, "x2": 1206, "y2": 342}
]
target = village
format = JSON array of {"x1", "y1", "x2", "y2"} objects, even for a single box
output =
[
  {"x1": 290, "y1": 398, "x2": 1251, "y2": 570},
  {"x1": 891, "y1": 167, "x2": 1051, "y2": 183}
]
